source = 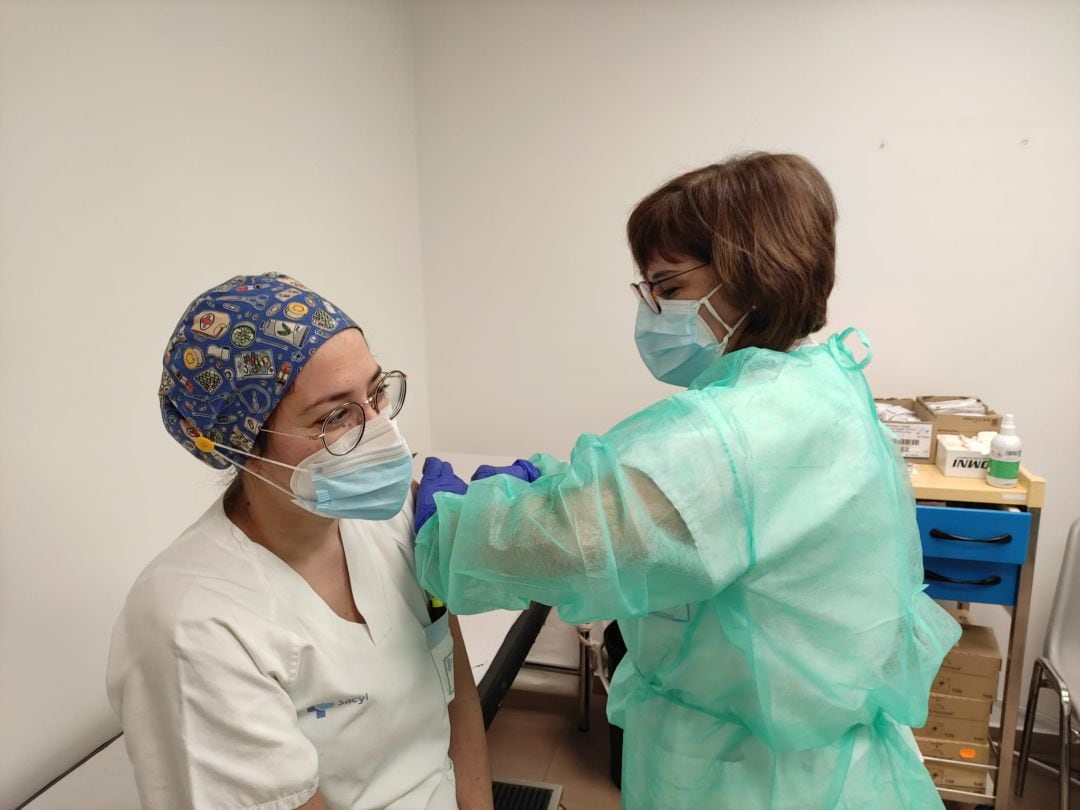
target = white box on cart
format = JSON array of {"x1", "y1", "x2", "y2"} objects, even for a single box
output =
[{"x1": 935, "y1": 434, "x2": 990, "y2": 478}]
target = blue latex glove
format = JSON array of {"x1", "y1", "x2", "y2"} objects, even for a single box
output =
[
  {"x1": 471, "y1": 458, "x2": 542, "y2": 483},
  {"x1": 414, "y1": 457, "x2": 468, "y2": 534}
]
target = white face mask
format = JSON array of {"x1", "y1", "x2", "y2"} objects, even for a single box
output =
[{"x1": 634, "y1": 284, "x2": 749, "y2": 386}]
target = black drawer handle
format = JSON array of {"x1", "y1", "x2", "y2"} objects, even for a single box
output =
[
  {"x1": 929, "y1": 528, "x2": 1012, "y2": 545},
  {"x1": 925, "y1": 569, "x2": 1002, "y2": 587}
]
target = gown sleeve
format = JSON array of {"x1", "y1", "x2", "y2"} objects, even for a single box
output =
[{"x1": 415, "y1": 387, "x2": 755, "y2": 623}]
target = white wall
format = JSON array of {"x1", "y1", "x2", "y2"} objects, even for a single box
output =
[
  {"x1": 414, "y1": 0, "x2": 1080, "y2": 722},
  {"x1": 0, "y1": 2, "x2": 430, "y2": 805}
]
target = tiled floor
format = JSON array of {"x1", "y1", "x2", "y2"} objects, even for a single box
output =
[
  {"x1": 964, "y1": 758, "x2": 1080, "y2": 810},
  {"x1": 487, "y1": 684, "x2": 620, "y2": 810},
  {"x1": 486, "y1": 678, "x2": 1078, "y2": 810}
]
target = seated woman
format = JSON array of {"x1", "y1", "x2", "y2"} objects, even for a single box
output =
[{"x1": 107, "y1": 273, "x2": 491, "y2": 810}]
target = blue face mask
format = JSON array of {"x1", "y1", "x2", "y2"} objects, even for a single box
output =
[
  {"x1": 287, "y1": 415, "x2": 413, "y2": 520},
  {"x1": 634, "y1": 285, "x2": 749, "y2": 386},
  {"x1": 202, "y1": 414, "x2": 414, "y2": 521}
]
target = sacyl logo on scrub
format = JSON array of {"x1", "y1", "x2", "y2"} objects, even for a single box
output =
[{"x1": 306, "y1": 693, "x2": 369, "y2": 719}]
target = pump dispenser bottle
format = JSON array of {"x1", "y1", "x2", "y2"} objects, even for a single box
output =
[{"x1": 987, "y1": 413, "x2": 1022, "y2": 488}]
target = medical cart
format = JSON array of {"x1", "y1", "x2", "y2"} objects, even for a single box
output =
[{"x1": 913, "y1": 464, "x2": 1046, "y2": 808}]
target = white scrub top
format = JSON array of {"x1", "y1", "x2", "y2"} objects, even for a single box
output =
[{"x1": 107, "y1": 498, "x2": 457, "y2": 810}]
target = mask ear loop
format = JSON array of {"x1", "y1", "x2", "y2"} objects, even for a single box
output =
[
  {"x1": 699, "y1": 284, "x2": 724, "y2": 318},
  {"x1": 699, "y1": 285, "x2": 751, "y2": 336},
  {"x1": 699, "y1": 285, "x2": 750, "y2": 338},
  {"x1": 193, "y1": 436, "x2": 301, "y2": 501}
]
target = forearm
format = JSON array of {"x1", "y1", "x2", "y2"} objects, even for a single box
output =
[
  {"x1": 447, "y1": 615, "x2": 493, "y2": 810},
  {"x1": 417, "y1": 450, "x2": 718, "y2": 622},
  {"x1": 416, "y1": 399, "x2": 754, "y2": 622}
]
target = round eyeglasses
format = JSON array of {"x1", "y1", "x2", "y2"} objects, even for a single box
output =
[
  {"x1": 260, "y1": 370, "x2": 407, "y2": 456},
  {"x1": 630, "y1": 262, "x2": 709, "y2": 314}
]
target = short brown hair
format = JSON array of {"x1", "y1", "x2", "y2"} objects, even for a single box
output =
[{"x1": 627, "y1": 153, "x2": 837, "y2": 352}]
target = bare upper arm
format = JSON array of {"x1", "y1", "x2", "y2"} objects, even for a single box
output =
[
  {"x1": 297, "y1": 790, "x2": 327, "y2": 810},
  {"x1": 448, "y1": 613, "x2": 475, "y2": 686}
]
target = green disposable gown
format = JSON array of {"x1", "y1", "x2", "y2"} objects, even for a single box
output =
[{"x1": 416, "y1": 330, "x2": 960, "y2": 809}]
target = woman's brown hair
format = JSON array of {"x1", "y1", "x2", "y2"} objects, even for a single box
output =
[{"x1": 627, "y1": 153, "x2": 837, "y2": 352}]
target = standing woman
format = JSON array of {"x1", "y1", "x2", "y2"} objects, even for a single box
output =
[
  {"x1": 108, "y1": 274, "x2": 492, "y2": 810},
  {"x1": 414, "y1": 154, "x2": 960, "y2": 809}
]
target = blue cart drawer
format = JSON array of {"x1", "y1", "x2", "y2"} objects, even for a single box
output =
[
  {"x1": 916, "y1": 505, "x2": 1031, "y2": 564},
  {"x1": 923, "y1": 557, "x2": 1019, "y2": 606}
]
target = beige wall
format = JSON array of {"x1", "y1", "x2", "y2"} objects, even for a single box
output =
[{"x1": 0, "y1": 2, "x2": 430, "y2": 805}]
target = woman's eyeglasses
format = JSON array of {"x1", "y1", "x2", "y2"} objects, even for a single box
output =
[
  {"x1": 630, "y1": 262, "x2": 709, "y2": 314},
  {"x1": 260, "y1": 370, "x2": 407, "y2": 455}
]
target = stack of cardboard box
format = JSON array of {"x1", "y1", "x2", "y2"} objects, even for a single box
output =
[
  {"x1": 873, "y1": 394, "x2": 1003, "y2": 471},
  {"x1": 915, "y1": 622, "x2": 1002, "y2": 792},
  {"x1": 914, "y1": 395, "x2": 1003, "y2": 478}
]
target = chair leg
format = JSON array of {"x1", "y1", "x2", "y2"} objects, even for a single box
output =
[
  {"x1": 1060, "y1": 688, "x2": 1072, "y2": 810},
  {"x1": 1017, "y1": 658, "x2": 1045, "y2": 796}
]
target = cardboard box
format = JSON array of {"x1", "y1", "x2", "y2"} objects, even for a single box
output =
[
  {"x1": 941, "y1": 624, "x2": 1001, "y2": 679},
  {"x1": 935, "y1": 434, "x2": 990, "y2": 478},
  {"x1": 875, "y1": 398, "x2": 937, "y2": 463},
  {"x1": 915, "y1": 396, "x2": 1002, "y2": 436},
  {"x1": 927, "y1": 692, "x2": 993, "y2": 721},
  {"x1": 926, "y1": 760, "x2": 988, "y2": 791},
  {"x1": 915, "y1": 713, "x2": 990, "y2": 744},
  {"x1": 915, "y1": 735, "x2": 991, "y2": 765},
  {"x1": 933, "y1": 670, "x2": 998, "y2": 701}
]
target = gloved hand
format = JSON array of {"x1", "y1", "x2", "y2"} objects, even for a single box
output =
[
  {"x1": 471, "y1": 458, "x2": 542, "y2": 483},
  {"x1": 414, "y1": 457, "x2": 468, "y2": 534}
]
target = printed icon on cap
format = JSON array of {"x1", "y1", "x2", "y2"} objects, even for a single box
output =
[
  {"x1": 192, "y1": 311, "x2": 231, "y2": 339},
  {"x1": 261, "y1": 319, "x2": 310, "y2": 348},
  {"x1": 235, "y1": 350, "x2": 275, "y2": 380},
  {"x1": 194, "y1": 368, "x2": 224, "y2": 394},
  {"x1": 231, "y1": 323, "x2": 257, "y2": 349},
  {"x1": 276, "y1": 362, "x2": 292, "y2": 392},
  {"x1": 284, "y1": 302, "x2": 309, "y2": 320},
  {"x1": 312, "y1": 310, "x2": 338, "y2": 331},
  {"x1": 183, "y1": 347, "x2": 205, "y2": 370}
]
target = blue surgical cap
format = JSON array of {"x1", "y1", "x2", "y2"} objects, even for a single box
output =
[{"x1": 159, "y1": 273, "x2": 359, "y2": 468}]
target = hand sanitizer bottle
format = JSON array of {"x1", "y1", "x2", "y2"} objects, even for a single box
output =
[{"x1": 987, "y1": 414, "x2": 1022, "y2": 488}]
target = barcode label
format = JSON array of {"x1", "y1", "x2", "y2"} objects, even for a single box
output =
[{"x1": 886, "y1": 422, "x2": 933, "y2": 459}]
